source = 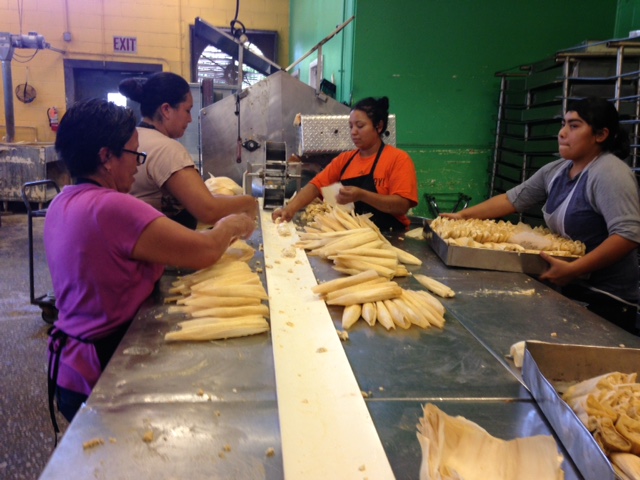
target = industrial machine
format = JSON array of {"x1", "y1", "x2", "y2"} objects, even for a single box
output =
[
  {"x1": 243, "y1": 141, "x2": 302, "y2": 210},
  {"x1": 200, "y1": 70, "x2": 399, "y2": 209},
  {"x1": 200, "y1": 70, "x2": 351, "y2": 204},
  {"x1": 195, "y1": 18, "x2": 376, "y2": 209}
]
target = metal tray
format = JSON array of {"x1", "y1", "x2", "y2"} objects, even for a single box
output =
[
  {"x1": 522, "y1": 341, "x2": 640, "y2": 480},
  {"x1": 427, "y1": 229, "x2": 555, "y2": 274}
]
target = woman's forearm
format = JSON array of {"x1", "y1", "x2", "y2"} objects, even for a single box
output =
[
  {"x1": 568, "y1": 234, "x2": 638, "y2": 277},
  {"x1": 166, "y1": 168, "x2": 257, "y2": 225},
  {"x1": 132, "y1": 214, "x2": 256, "y2": 270}
]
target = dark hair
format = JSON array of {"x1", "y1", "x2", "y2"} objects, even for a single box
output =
[
  {"x1": 566, "y1": 96, "x2": 630, "y2": 159},
  {"x1": 118, "y1": 72, "x2": 190, "y2": 119},
  {"x1": 352, "y1": 96, "x2": 390, "y2": 135},
  {"x1": 55, "y1": 98, "x2": 137, "y2": 177}
]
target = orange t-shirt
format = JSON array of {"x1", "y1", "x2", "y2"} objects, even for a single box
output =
[{"x1": 309, "y1": 145, "x2": 418, "y2": 227}]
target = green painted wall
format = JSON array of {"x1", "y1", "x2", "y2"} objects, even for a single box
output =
[
  {"x1": 289, "y1": 0, "x2": 355, "y2": 104},
  {"x1": 290, "y1": 0, "x2": 618, "y2": 218},
  {"x1": 615, "y1": 0, "x2": 640, "y2": 37}
]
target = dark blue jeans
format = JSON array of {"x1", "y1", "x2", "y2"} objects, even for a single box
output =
[{"x1": 55, "y1": 386, "x2": 88, "y2": 422}]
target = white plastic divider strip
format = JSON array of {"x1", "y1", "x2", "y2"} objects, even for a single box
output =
[{"x1": 260, "y1": 208, "x2": 395, "y2": 480}]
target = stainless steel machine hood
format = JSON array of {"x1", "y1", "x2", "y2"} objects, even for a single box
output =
[{"x1": 200, "y1": 70, "x2": 351, "y2": 185}]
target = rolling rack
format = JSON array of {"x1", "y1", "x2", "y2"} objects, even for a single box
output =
[
  {"x1": 492, "y1": 37, "x2": 640, "y2": 225},
  {"x1": 21, "y1": 179, "x2": 59, "y2": 324}
]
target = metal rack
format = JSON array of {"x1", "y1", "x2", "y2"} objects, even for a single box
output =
[
  {"x1": 492, "y1": 39, "x2": 640, "y2": 225},
  {"x1": 21, "y1": 179, "x2": 59, "y2": 323}
]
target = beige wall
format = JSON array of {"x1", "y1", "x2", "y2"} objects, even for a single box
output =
[{"x1": 0, "y1": 0, "x2": 289, "y2": 143}]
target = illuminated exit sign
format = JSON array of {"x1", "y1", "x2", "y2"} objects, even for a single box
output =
[{"x1": 113, "y1": 36, "x2": 137, "y2": 54}]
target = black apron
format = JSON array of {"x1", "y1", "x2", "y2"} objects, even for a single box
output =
[
  {"x1": 47, "y1": 320, "x2": 131, "y2": 444},
  {"x1": 339, "y1": 143, "x2": 405, "y2": 231}
]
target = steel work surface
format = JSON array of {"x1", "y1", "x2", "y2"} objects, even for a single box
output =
[
  {"x1": 367, "y1": 400, "x2": 581, "y2": 480},
  {"x1": 309, "y1": 254, "x2": 530, "y2": 401},
  {"x1": 392, "y1": 235, "x2": 640, "y2": 382},
  {"x1": 39, "y1": 227, "x2": 640, "y2": 480}
]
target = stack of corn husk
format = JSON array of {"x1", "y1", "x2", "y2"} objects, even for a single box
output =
[
  {"x1": 312, "y1": 269, "x2": 446, "y2": 331},
  {"x1": 417, "y1": 403, "x2": 565, "y2": 480},
  {"x1": 562, "y1": 372, "x2": 640, "y2": 478},
  {"x1": 295, "y1": 203, "x2": 422, "y2": 278},
  {"x1": 430, "y1": 217, "x2": 585, "y2": 256},
  {"x1": 204, "y1": 173, "x2": 244, "y2": 196},
  {"x1": 163, "y1": 240, "x2": 270, "y2": 342}
]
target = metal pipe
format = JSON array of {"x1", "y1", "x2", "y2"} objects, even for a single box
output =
[
  {"x1": 286, "y1": 16, "x2": 355, "y2": 72},
  {"x1": 315, "y1": 44, "x2": 323, "y2": 95},
  {"x1": 237, "y1": 42, "x2": 244, "y2": 89},
  {"x1": 2, "y1": 59, "x2": 15, "y2": 143},
  {"x1": 490, "y1": 75, "x2": 507, "y2": 197},
  {"x1": 615, "y1": 45, "x2": 624, "y2": 110}
]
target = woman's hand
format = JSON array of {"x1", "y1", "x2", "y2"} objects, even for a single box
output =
[
  {"x1": 272, "y1": 206, "x2": 293, "y2": 223},
  {"x1": 538, "y1": 252, "x2": 579, "y2": 286},
  {"x1": 245, "y1": 195, "x2": 260, "y2": 220},
  {"x1": 337, "y1": 186, "x2": 362, "y2": 204},
  {"x1": 219, "y1": 213, "x2": 256, "y2": 241},
  {"x1": 539, "y1": 235, "x2": 638, "y2": 287}
]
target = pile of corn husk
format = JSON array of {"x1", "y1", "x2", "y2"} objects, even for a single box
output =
[
  {"x1": 312, "y1": 269, "x2": 446, "y2": 331},
  {"x1": 163, "y1": 240, "x2": 270, "y2": 342},
  {"x1": 417, "y1": 403, "x2": 565, "y2": 480},
  {"x1": 295, "y1": 203, "x2": 422, "y2": 278},
  {"x1": 430, "y1": 217, "x2": 585, "y2": 256},
  {"x1": 296, "y1": 203, "x2": 455, "y2": 331},
  {"x1": 562, "y1": 372, "x2": 640, "y2": 478}
]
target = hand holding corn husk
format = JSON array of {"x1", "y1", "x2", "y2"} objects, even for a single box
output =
[{"x1": 417, "y1": 403, "x2": 564, "y2": 480}]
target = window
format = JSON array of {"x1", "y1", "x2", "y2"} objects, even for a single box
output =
[{"x1": 197, "y1": 43, "x2": 266, "y2": 87}]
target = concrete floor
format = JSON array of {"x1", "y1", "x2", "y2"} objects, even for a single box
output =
[{"x1": 0, "y1": 213, "x2": 69, "y2": 480}]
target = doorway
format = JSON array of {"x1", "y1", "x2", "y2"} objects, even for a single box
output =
[{"x1": 63, "y1": 59, "x2": 162, "y2": 120}]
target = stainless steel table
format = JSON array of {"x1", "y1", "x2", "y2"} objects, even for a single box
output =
[{"x1": 39, "y1": 227, "x2": 640, "y2": 480}]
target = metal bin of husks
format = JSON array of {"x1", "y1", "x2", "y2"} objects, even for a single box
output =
[{"x1": 522, "y1": 341, "x2": 640, "y2": 480}]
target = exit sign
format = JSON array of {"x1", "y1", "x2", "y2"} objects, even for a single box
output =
[{"x1": 113, "y1": 36, "x2": 137, "y2": 54}]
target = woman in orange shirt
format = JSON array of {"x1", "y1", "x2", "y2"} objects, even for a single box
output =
[{"x1": 272, "y1": 97, "x2": 418, "y2": 231}]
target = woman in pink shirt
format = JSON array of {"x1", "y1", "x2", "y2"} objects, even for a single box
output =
[{"x1": 45, "y1": 98, "x2": 256, "y2": 434}]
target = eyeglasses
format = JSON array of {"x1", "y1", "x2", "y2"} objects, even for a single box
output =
[{"x1": 122, "y1": 149, "x2": 147, "y2": 165}]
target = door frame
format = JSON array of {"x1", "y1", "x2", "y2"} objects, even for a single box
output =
[{"x1": 63, "y1": 59, "x2": 162, "y2": 107}]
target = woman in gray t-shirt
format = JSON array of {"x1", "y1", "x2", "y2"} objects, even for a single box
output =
[{"x1": 442, "y1": 97, "x2": 640, "y2": 334}]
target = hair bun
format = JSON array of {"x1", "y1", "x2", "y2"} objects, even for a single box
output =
[{"x1": 118, "y1": 77, "x2": 147, "y2": 104}]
